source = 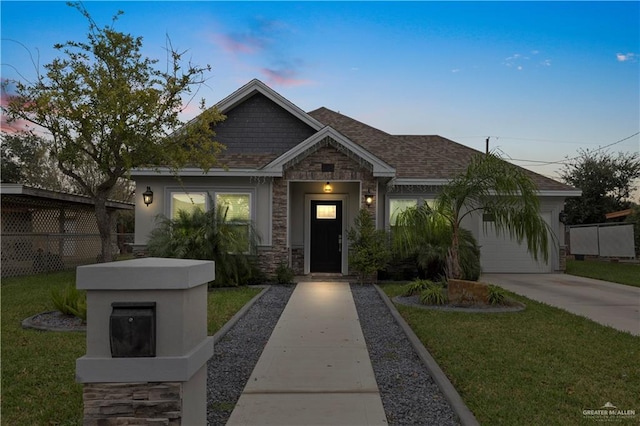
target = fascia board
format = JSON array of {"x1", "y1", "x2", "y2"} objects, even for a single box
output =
[
  {"x1": 387, "y1": 180, "x2": 582, "y2": 197},
  {"x1": 215, "y1": 79, "x2": 323, "y2": 131},
  {"x1": 130, "y1": 167, "x2": 282, "y2": 177},
  {"x1": 0, "y1": 183, "x2": 25, "y2": 194},
  {"x1": 262, "y1": 127, "x2": 396, "y2": 177},
  {"x1": 388, "y1": 178, "x2": 450, "y2": 186},
  {"x1": 537, "y1": 189, "x2": 582, "y2": 197}
]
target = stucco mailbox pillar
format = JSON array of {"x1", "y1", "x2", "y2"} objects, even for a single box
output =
[{"x1": 76, "y1": 257, "x2": 215, "y2": 425}]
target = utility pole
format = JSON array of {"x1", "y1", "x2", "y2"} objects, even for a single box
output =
[{"x1": 485, "y1": 136, "x2": 490, "y2": 154}]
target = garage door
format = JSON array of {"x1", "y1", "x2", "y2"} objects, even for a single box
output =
[{"x1": 479, "y1": 212, "x2": 552, "y2": 273}]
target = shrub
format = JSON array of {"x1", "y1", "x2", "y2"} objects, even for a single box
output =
[
  {"x1": 419, "y1": 283, "x2": 447, "y2": 305},
  {"x1": 147, "y1": 201, "x2": 261, "y2": 286},
  {"x1": 51, "y1": 284, "x2": 87, "y2": 322},
  {"x1": 275, "y1": 263, "x2": 295, "y2": 284},
  {"x1": 348, "y1": 208, "x2": 391, "y2": 284},
  {"x1": 487, "y1": 284, "x2": 507, "y2": 305},
  {"x1": 402, "y1": 279, "x2": 434, "y2": 296}
]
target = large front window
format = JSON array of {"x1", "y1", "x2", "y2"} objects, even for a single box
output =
[
  {"x1": 388, "y1": 197, "x2": 436, "y2": 228},
  {"x1": 389, "y1": 198, "x2": 418, "y2": 226},
  {"x1": 171, "y1": 192, "x2": 206, "y2": 218}
]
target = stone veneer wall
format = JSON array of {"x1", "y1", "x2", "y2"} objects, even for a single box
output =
[
  {"x1": 83, "y1": 382, "x2": 182, "y2": 425},
  {"x1": 559, "y1": 245, "x2": 567, "y2": 271},
  {"x1": 257, "y1": 143, "x2": 378, "y2": 275},
  {"x1": 291, "y1": 247, "x2": 304, "y2": 275}
]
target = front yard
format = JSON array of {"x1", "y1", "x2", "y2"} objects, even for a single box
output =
[
  {"x1": 0, "y1": 271, "x2": 261, "y2": 425},
  {"x1": 382, "y1": 282, "x2": 640, "y2": 425},
  {"x1": 3, "y1": 270, "x2": 638, "y2": 425},
  {"x1": 566, "y1": 259, "x2": 640, "y2": 288}
]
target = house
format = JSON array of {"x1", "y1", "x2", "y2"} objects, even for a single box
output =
[
  {"x1": 0, "y1": 183, "x2": 133, "y2": 277},
  {"x1": 131, "y1": 79, "x2": 581, "y2": 276}
]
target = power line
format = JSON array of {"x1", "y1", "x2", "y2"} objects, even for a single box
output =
[{"x1": 499, "y1": 132, "x2": 640, "y2": 167}]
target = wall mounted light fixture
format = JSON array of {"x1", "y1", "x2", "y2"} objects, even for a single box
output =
[
  {"x1": 559, "y1": 210, "x2": 567, "y2": 224},
  {"x1": 323, "y1": 182, "x2": 332, "y2": 193},
  {"x1": 142, "y1": 186, "x2": 154, "y2": 206},
  {"x1": 364, "y1": 191, "x2": 374, "y2": 206}
]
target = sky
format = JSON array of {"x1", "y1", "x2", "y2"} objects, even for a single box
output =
[{"x1": 1, "y1": 1, "x2": 639, "y2": 189}]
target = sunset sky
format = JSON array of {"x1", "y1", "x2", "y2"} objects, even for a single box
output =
[{"x1": 1, "y1": 1, "x2": 638, "y2": 184}]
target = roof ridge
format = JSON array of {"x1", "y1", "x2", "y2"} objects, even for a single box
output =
[{"x1": 309, "y1": 107, "x2": 393, "y2": 137}]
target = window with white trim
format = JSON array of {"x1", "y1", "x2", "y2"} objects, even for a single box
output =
[
  {"x1": 389, "y1": 198, "x2": 418, "y2": 226},
  {"x1": 170, "y1": 192, "x2": 207, "y2": 219},
  {"x1": 216, "y1": 193, "x2": 252, "y2": 252},
  {"x1": 388, "y1": 197, "x2": 436, "y2": 227}
]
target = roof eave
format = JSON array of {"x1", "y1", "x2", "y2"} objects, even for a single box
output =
[{"x1": 130, "y1": 167, "x2": 282, "y2": 177}]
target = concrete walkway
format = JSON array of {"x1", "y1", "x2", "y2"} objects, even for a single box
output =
[
  {"x1": 481, "y1": 273, "x2": 640, "y2": 336},
  {"x1": 226, "y1": 282, "x2": 388, "y2": 426}
]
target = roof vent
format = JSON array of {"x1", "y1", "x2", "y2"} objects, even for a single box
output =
[{"x1": 321, "y1": 163, "x2": 334, "y2": 172}]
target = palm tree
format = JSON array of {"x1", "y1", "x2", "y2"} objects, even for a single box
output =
[
  {"x1": 393, "y1": 203, "x2": 481, "y2": 281},
  {"x1": 396, "y1": 153, "x2": 550, "y2": 280}
]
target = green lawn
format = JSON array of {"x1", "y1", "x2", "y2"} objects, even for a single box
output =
[
  {"x1": 381, "y1": 282, "x2": 640, "y2": 425},
  {"x1": 566, "y1": 259, "x2": 640, "y2": 288},
  {"x1": 1, "y1": 271, "x2": 261, "y2": 426}
]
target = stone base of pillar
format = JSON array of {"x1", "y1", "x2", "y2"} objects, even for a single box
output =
[{"x1": 83, "y1": 382, "x2": 182, "y2": 425}]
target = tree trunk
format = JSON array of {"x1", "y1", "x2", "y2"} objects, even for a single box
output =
[
  {"x1": 94, "y1": 193, "x2": 114, "y2": 263},
  {"x1": 450, "y1": 223, "x2": 461, "y2": 279}
]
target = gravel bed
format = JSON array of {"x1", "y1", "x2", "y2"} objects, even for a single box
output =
[
  {"x1": 207, "y1": 285, "x2": 294, "y2": 426},
  {"x1": 351, "y1": 284, "x2": 459, "y2": 426},
  {"x1": 206, "y1": 283, "x2": 459, "y2": 425}
]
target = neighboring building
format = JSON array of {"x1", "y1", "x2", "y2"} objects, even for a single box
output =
[
  {"x1": 132, "y1": 79, "x2": 580, "y2": 276},
  {"x1": 1, "y1": 184, "x2": 133, "y2": 277},
  {"x1": 605, "y1": 209, "x2": 633, "y2": 221}
]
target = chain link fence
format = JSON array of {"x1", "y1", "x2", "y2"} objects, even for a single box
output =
[{"x1": 1, "y1": 233, "x2": 134, "y2": 278}]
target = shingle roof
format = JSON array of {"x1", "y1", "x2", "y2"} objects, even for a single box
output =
[{"x1": 308, "y1": 107, "x2": 576, "y2": 192}]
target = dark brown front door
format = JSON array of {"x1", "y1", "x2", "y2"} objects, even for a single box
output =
[{"x1": 310, "y1": 200, "x2": 342, "y2": 273}]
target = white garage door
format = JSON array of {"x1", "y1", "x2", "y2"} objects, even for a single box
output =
[{"x1": 479, "y1": 212, "x2": 553, "y2": 273}]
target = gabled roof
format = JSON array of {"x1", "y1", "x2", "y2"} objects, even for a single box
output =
[
  {"x1": 261, "y1": 126, "x2": 395, "y2": 177},
  {"x1": 215, "y1": 79, "x2": 323, "y2": 131},
  {"x1": 134, "y1": 79, "x2": 581, "y2": 195}
]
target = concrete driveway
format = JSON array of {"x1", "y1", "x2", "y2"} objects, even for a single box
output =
[{"x1": 480, "y1": 273, "x2": 640, "y2": 336}]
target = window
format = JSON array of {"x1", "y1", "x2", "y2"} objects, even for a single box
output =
[
  {"x1": 171, "y1": 192, "x2": 206, "y2": 219},
  {"x1": 316, "y1": 204, "x2": 337, "y2": 219},
  {"x1": 389, "y1": 199, "x2": 418, "y2": 226},
  {"x1": 216, "y1": 193, "x2": 252, "y2": 252},
  {"x1": 388, "y1": 197, "x2": 436, "y2": 227}
]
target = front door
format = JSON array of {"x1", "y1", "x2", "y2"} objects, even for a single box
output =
[{"x1": 310, "y1": 200, "x2": 342, "y2": 273}]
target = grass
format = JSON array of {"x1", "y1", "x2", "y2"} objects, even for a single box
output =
[
  {"x1": 382, "y1": 282, "x2": 640, "y2": 425},
  {"x1": 566, "y1": 259, "x2": 640, "y2": 288},
  {"x1": 1, "y1": 271, "x2": 261, "y2": 426}
]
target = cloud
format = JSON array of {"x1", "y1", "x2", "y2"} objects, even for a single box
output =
[
  {"x1": 616, "y1": 52, "x2": 637, "y2": 62},
  {"x1": 211, "y1": 17, "x2": 313, "y2": 86},
  {"x1": 213, "y1": 33, "x2": 264, "y2": 54},
  {"x1": 504, "y1": 51, "x2": 552, "y2": 70},
  {"x1": 212, "y1": 17, "x2": 289, "y2": 56},
  {"x1": 260, "y1": 68, "x2": 312, "y2": 87},
  {"x1": 0, "y1": 82, "x2": 31, "y2": 134}
]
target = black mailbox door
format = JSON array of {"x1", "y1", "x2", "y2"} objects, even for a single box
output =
[{"x1": 110, "y1": 302, "x2": 156, "y2": 357}]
